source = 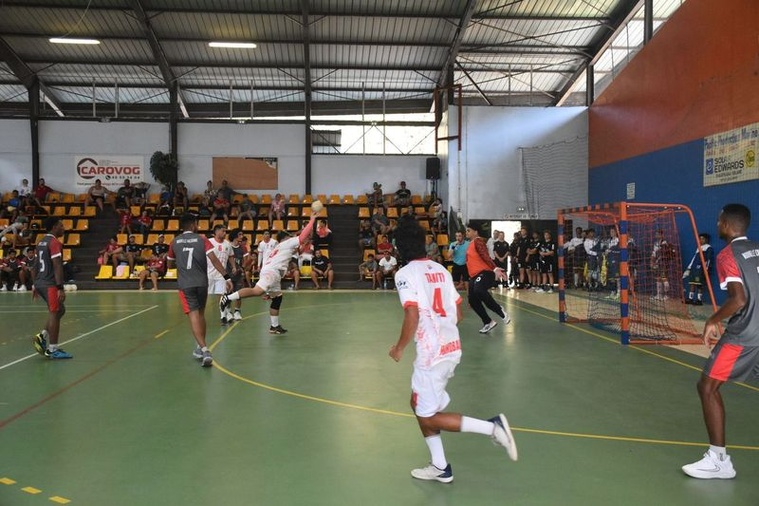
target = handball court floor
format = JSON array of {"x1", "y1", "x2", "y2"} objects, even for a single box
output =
[{"x1": 1, "y1": 289, "x2": 758, "y2": 506}]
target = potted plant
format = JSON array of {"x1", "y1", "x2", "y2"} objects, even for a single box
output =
[{"x1": 149, "y1": 151, "x2": 179, "y2": 189}]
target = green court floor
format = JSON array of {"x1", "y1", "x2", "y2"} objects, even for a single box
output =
[{"x1": 1, "y1": 290, "x2": 758, "y2": 505}]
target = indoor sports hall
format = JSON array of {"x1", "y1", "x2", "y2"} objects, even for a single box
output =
[{"x1": 2, "y1": 0, "x2": 759, "y2": 505}]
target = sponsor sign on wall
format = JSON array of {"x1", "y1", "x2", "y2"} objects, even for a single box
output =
[
  {"x1": 703, "y1": 122, "x2": 758, "y2": 187},
  {"x1": 75, "y1": 156, "x2": 145, "y2": 190}
]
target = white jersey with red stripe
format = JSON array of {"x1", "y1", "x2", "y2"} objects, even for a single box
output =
[
  {"x1": 257, "y1": 238, "x2": 278, "y2": 268},
  {"x1": 395, "y1": 259, "x2": 462, "y2": 370},
  {"x1": 207, "y1": 238, "x2": 233, "y2": 281},
  {"x1": 261, "y1": 236, "x2": 300, "y2": 276}
]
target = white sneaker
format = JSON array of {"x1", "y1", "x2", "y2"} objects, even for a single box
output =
[
  {"x1": 192, "y1": 346, "x2": 203, "y2": 359},
  {"x1": 233, "y1": 310, "x2": 242, "y2": 321},
  {"x1": 17, "y1": 285, "x2": 27, "y2": 292},
  {"x1": 0, "y1": 285, "x2": 6, "y2": 292},
  {"x1": 682, "y1": 450, "x2": 736, "y2": 479},
  {"x1": 535, "y1": 288, "x2": 544, "y2": 293},
  {"x1": 499, "y1": 306, "x2": 511, "y2": 325},
  {"x1": 546, "y1": 288, "x2": 554, "y2": 294},
  {"x1": 410, "y1": 463, "x2": 453, "y2": 483},
  {"x1": 479, "y1": 321, "x2": 498, "y2": 334},
  {"x1": 490, "y1": 413, "x2": 518, "y2": 461}
]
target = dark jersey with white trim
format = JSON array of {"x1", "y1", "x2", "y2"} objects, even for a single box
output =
[
  {"x1": 716, "y1": 237, "x2": 759, "y2": 346},
  {"x1": 34, "y1": 233, "x2": 63, "y2": 287},
  {"x1": 168, "y1": 232, "x2": 213, "y2": 289}
]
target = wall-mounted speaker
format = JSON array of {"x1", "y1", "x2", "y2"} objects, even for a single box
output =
[{"x1": 426, "y1": 157, "x2": 441, "y2": 180}]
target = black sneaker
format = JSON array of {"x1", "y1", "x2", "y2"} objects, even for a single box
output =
[
  {"x1": 219, "y1": 294, "x2": 231, "y2": 312},
  {"x1": 269, "y1": 325, "x2": 288, "y2": 334}
]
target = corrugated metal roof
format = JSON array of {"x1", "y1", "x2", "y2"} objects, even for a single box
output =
[{"x1": 0, "y1": 0, "x2": 689, "y2": 117}]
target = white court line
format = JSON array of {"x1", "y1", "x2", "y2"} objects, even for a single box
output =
[
  {"x1": 0, "y1": 305, "x2": 159, "y2": 371},
  {"x1": 0, "y1": 310, "x2": 149, "y2": 314}
]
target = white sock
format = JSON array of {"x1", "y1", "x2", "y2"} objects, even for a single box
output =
[
  {"x1": 201, "y1": 346, "x2": 209, "y2": 353},
  {"x1": 709, "y1": 445, "x2": 727, "y2": 459},
  {"x1": 228, "y1": 292, "x2": 241, "y2": 301},
  {"x1": 461, "y1": 416, "x2": 495, "y2": 436},
  {"x1": 271, "y1": 316, "x2": 279, "y2": 327},
  {"x1": 424, "y1": 435, "x2": 447, "y2": 469},
  {"x1": 48, "y1": 344, "x2": 58, "y2": 352}
]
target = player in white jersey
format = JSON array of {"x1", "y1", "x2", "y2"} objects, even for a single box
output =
[
  {"x1": 221, "y1": 211, "x2": 317, "y2": 334},
  {"x1": 388, "y1": 215, "x2": 517, "y2": 484},
  {"x1": 257, "y1": 230, "x2": 278, "y2": 269},
  {"x1": 207, "y1": 224, "x2": 234, "y2": 324}
]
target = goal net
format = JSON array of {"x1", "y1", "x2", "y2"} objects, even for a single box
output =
[{"x1": 557, "y1": 202, "x2": 715, "y2": 344}]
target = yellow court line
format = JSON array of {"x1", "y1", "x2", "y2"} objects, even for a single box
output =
[
  {"x1": 498, "y1": 295, "x2": 759, "y2": 393},
  {"x1": 154, "y1": 330, "x2": 169, "y2": 339},
  {"x1": 208, "y1": 303, "x2": 759, "y2": 452}
]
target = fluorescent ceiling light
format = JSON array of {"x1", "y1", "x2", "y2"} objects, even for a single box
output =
[
  {"x1": 49, "y1": 37, "x2": 100, "y2": 45},
  {"x1": 209, "y1": 41, "x2": 257, "y2": 49}
]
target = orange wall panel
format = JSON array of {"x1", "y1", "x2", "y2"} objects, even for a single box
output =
[{"x1": 589, "y1": 0, "x2": 759, "y2": 168}]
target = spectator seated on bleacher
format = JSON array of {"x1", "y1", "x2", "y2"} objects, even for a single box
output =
[
  {"x1": 367, "y1": 182, "x2": 384, "y2": 209},
  {"x1": 237, "y1": 194, "x2": 257, "y2": 224},
  {"x1": 124, "y1": 234, "x2": 144, "y2": 275},
  {"x1": 31, "y1": 178, "x2": 56, "y2": 213},
  {"x1": 136, "y1": 210, "x2": 153, "y2": 236},
  {"x1": 211, "y1": 190, "x2": 230, "y2": 224},
  {"x1": 99, "y1": 236, "x2": 124, "y2": 269},
  {"x1": 86, "y1": 179, "x2": 113, "y2": 213},
  {"x1": 0, "y1": 218, "x2": 29, "y2": 249},
  {"x1": 393, "y1": 181, "x2": 411, "y2": 206},
  {"x1": 310, "y1": 249, "x2": 334, "y2": 289},
  {"x1": 0, "y1": 248, "x2": 22, "y2": 292},
  {"x1": 377, "y1": 234, "x2": 394, "y2": 257},
  {"x1": 18, "y1": 246, "x2": 36, "y2": 291},
  {"x1": 159, "y1": 184, "x2": 173, "y2": 212},
  {"x1": 115, "y1": 179, "x2": 136, "y2": 210},
  {"x1": 138, "y1": 254, "x2": 166, "y2": 291},
  {"x1": 269, "y1": 193, "x2": 286, "y2": 224},
  {"x1": 201, "y1": 180, "x2": 216, "y2": 208},
  {"x1": 132, "y1": 182, "x2": 150, "y2": 206},
  {"x1": 2, "y1": 190, "x2": 22, "y2": 222},
  {"x1": 429, "y1": 197, "x2": 445, "y2": 233},
  {"x1": 358, "y1": 219, "x2": 375, "y2": 249},
  {"x1": 375, "y1": 250, "x2": 398, "y2": 289},
  {"x1": 425, "y1": 234, "x2": 443, "y2": 263},
  {"x1": 284, "y1": 257, "x2": 301, "y2": 290},
  {"x1": 358, "y1": 253, "x2": 378, "y2": 287},
  {"x1": 15, "y1": 179, "x2": 32, "y2": 208},
  {"x1": 151, "y1": 233, "x2": 169, "y2": 258},
  {"x1": 173, "y1": 181, "x2": 189, "y2": 209},
  {"x1": 218, "y1": 180, "x2": 237, "y2": 202},
  {"x1": 312, "y1": 219, "x2": 333, "y2": 250},
  {"x1": 371, "y1": 206, "x2": 390, "y2": 236}
]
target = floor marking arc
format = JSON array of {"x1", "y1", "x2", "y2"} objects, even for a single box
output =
[{"x1": 209, "y1": 304, "x2": 759, "y2": 452}]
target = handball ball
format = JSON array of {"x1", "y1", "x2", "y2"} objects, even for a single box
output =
[{"x1": 311, "y1": 200, "x2": 324, "y2": 213}]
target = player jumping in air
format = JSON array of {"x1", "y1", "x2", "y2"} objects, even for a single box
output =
[
  {"x1": 220, "y1": 210, "x2": 317, "y2": 334},
  {"x1": 389, "y1": 215, "x2": 517, "y2": 483}
]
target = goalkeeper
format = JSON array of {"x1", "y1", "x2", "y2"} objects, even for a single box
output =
[{"x1": 682, "y1": 233, "x2": 714, "y2": 306}]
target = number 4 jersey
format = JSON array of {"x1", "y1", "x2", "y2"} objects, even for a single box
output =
[{"x1": 395, "y1": 259, "x2": 462, "y2": 370}]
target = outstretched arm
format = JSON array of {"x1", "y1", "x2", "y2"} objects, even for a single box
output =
[{"x1": 298, "y1": 213, "x2": 318, "y2": 244}]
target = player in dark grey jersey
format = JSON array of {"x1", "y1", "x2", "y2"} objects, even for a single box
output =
[
  {"x1": 32, "y1": 217, "x2": 71, "y2": 359},
  {"x1": 167, "y1": 214, "x2": 231, "y2": 367},
  {"x1": 683, "y1": 203, "x2": 759, "y2": 480}
]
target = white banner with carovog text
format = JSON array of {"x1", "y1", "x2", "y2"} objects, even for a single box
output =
[
  {"x1": 75, "y1": 155, "x2": 146, "y2": 191},
  {"x1": 703, "y1": 122, "x2": 758, "y2": 187}
]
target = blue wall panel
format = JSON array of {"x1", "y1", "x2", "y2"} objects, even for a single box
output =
[{"x1": 589, "y1": 139, "x2": 759, "y2": 304}]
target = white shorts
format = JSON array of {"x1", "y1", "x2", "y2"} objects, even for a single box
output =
[
  {"x1": 256, "y1": 268, "x2": 283, "y2": 295},
  {"x1": 207, "y1": 278, "x2": 227, "y2": 295},
  {"x1": 411, "y1": 361, "x2": 457, "y2": 418}
]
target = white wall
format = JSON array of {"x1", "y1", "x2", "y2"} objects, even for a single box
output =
[
  {"x1": 447, "y1": 106, "x2": 588, "y2": 220},
  {"x1": 39, "y1": 120, "x2": 168, "y2": 193},
  {"x1": 0, "y1": 119, "x2": 33, "y2": 192},
  {"x1": 311, "y1": 154, "x2": 432, "y2": 198},
  {"x1": 178, "y1": 122, "x2": 304, "y2": 195}
]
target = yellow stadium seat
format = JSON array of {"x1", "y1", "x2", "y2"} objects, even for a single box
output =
[
  {"x1": 358, "y1": 207, "x2": 370, "y2": 218},
  {"x1": 164, "y1": 268, "x2": 178, "y2": 280},
  {"x1": 63, "y1": 249, "x2": 73, "y2": 262},
  {"x1": 328, "y1": 194, "x2": 341, "y2": 205},
  {"x1": 65, "y1": 233, "x2": 81, "y2": 246},
  {"x1": 95, "y1": 265, "x2": 113, "y2": 279},
  {"x1": 75, "y1": 219, "x2": 89, "y2": 232},
  {"x1": 342, "y1": 194, "x2": 355, "y2": 204}
]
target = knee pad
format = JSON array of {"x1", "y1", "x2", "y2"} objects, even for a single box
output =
[{"x1": 270, "y1": 294, "x2": 283, "y2": 311}]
